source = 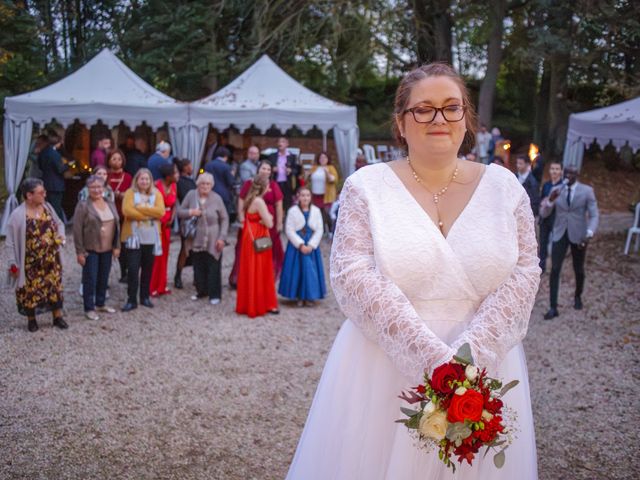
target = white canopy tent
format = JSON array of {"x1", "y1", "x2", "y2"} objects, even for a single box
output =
[
  {"x1": 2, "y1": 48, "x2": 190, "y2": 234},
  {"x1": 563, "y1": 96, "x2": 640, "y2": 170},
  {"x1": 189, "y1": 55, "x2": 359, "y2": 176}
]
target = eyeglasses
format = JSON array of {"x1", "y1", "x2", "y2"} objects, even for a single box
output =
[{"x1": 403, "y1": 105, "x2": 466, "y2": 123}]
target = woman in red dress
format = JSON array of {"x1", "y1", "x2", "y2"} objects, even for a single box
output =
[
  {"x1": 149, "y1": 162, "x2": 178, "y2": 296},
  {"x1": 230, "y1": 161, "x2": 284, "y2": 287},
  {"x1": 107, "y1": 149, "x2": 132, "y2": 282},
  {"x1": 236, "y1": 177, "x2": 279, "y2": 318}
]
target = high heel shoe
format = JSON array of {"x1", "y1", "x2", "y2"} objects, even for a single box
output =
[{"x1": 27, "y1": 318, "x2": 39, "y2": 332}]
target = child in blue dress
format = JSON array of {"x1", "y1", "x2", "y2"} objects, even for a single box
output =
[{"x1": 278, "y1": 187, "x2": 326, "y2": 306}]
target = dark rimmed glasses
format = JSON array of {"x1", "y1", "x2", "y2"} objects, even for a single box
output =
[{"x1": 403, "y1": 105, "x2": 466, "y2": 123}]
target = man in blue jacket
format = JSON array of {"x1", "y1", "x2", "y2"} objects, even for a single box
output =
[
  {"x1": 38, "y1": 131, "x2": 73, "y2": 221},
  {"x1": 204, "y1": 146, "x2": 235, "y2": 217},
  {"x1": 148, "y1": 141, "x2": 172, "y2": 180}
]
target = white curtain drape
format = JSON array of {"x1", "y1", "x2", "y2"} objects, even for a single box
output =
[
  {"x1": 333, "y1": 126, "x2": 360, "y2": 177},
  {"x1": 169, "y1": 125, "x2": 210, "y2": 178},
  {"x1": 1, "y1": 117, "x2": 34, "y2": 235}
]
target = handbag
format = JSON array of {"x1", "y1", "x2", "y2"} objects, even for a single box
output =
[
  {"x1": 181, "y1": 216, "x2": 198, "y2": 239},
  {"x1": 125, "y1": 222, "x2": 141, "y2": 249},
  {"x1": 247, "y1": 219, "x2": 272, "y2": 253}
]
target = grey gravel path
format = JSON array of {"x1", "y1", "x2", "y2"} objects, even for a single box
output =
[{"x1": 0, "y1": 220, "x2": 638, "y2": 480}]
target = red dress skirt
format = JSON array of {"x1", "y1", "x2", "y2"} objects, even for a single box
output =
[
  {"x1": 150, "y1": 181, "x2": 176, "y2": 296},
  {"x1": 235, "y1": 212, "x2": 278, "y2": 318}
]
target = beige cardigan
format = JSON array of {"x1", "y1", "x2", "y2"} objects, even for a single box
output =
[
  {"x1": 177, "y1": 189, "x2": 229, "y2": 260},
  {"x1": 5, "y1": 202, "x2": 65, "y2": 288}
]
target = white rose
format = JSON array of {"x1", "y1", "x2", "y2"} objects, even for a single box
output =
[
  {"x1": 419, "y1": 410, "x2": 449, "y2": 440},
  {"x1": 455, "y1": 386, "x2": 467, "y2": 396},
  {"x1": 465, "y1": 365, "x2": 479, "y2": 382},
  {"x1": 481, "y1": 409, "x2": 494, "y2": 422},
  {"x1": 423, "y1": 401, "x2": 436, "y2": 415}
]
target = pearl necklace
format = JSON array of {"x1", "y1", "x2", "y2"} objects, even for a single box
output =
[{"x1": 407, "y1": 156, "x2": 459, "y2": 232}]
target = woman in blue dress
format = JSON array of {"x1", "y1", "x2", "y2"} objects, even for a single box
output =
[{"x1": 279, "y1": 187, "x2": 326, "y2": 306}]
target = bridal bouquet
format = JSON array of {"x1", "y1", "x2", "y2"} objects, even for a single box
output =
[{"x1": 397, "y1": 343, "x2": 518, "y2": 473}]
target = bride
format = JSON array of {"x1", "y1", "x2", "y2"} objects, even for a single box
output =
[{"x1": 286, "y1": 63, "x2": 541, "y2": 479}]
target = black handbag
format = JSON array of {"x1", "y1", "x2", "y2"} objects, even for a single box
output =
[{"x1": 181, "y1": 216, "x2": 198, "y2": 239}]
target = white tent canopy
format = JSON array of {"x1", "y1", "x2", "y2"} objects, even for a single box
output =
[
  {"x1": 189, "y1": 55, "x2": 359, "y2": 176},
  {"x1": 2, "y1": 48, "x2": 190, "y2": 234},
  {"x1": 563, "y1": 96, "x2": 640, "y2": 170}
]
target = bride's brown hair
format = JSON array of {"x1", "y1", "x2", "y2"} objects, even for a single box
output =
[{"x1": 392, "y1": 63, "x2": 478, "y2": 152}]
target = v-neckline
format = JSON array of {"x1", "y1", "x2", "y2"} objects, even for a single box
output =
[{"x1": 384, "y1": 162, "x2": 490, "y2": 241}]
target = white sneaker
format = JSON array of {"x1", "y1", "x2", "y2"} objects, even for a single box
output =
[
  {"x1": 96, "y1": 306, "x2": 116, "y2": 314},
  {"x1": 85, "y1": 311, "x2": 100, "y2": 321},
  {"x1": 209, "y1": 298, "x2": 221, "y2": 305},
  {"x1": 191, "y1": 295, "x2": 199, "y2": 301}
]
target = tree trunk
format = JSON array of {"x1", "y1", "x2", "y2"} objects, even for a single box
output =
[
  {"x1": 477, "y1": 0, "x2": 507, "y2": 128},
  {"x1": 534, "y1": 60, "x2": 551, "y2": 151},
  {"x1": 412, "y1": 0, "x2": 452, "y2": 64}
]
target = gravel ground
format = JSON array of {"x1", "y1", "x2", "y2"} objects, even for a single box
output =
[{"x1": 0, "y1": 219, "x2": 638, "y2": 480}]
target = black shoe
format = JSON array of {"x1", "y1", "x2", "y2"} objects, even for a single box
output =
[
  {"x1": 122, "y1": 302, "x2": 137, "y2": 312},
  {"x1": 543, "y1": 308, "x2": 559, "y2": 320},
  {"x1": 53, "y1": 317, "x2": 69, "y2": 329},
  {"x1": 141, "y1": 298, "x2": 154, "y2": 308},
  {"x1": 27, "y1": 318, "x2": 39, "y2": 332},
  {"x1": 574, "y1": 296, "x2": 583, "y2": 310},
  {"x1": 174, "y1": 276, "x2": 183, "y2": 289},
  {"x1": 268, "y1": 309, "x2": 280, "y2": 315}
]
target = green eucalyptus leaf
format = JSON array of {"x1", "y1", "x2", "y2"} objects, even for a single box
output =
[
  {"x1": 400, "y1": 407, "x2": 419, "y2": 417},
  {"x1": 453, "y1": 343, "x2": 474, "y2": 365},
  {"x1": 499, "y1": 380, "x2": 520, "y2": 397},
  {"x1": 494, "y1": 450, "x2": 506, "y2": 468}
]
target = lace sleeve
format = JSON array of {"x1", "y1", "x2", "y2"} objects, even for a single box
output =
[
  {"x1": 330, "y1": 176, "x2": 455, "y2": 381},
  {"x1": 450, "y1": 190, "x2": 541, "y2": 373}
]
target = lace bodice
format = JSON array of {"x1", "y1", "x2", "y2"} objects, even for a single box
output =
[{"x1": 330, "y1": 163, "x2": 540, "y2": 381}]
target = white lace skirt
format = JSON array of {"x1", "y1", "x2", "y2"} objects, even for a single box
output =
[{"x1": 286, "y1": 320, "x2": 538, "y2": 480}]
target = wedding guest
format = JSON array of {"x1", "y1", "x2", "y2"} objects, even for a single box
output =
[
  {"x1": 5, "y1": 178, "x2": 67, "y2": 332},
  {"x1": 73, "y1": 176, "x2": 120, "y2": 321},
  {"x1": 354, "y1": 151, "x2": 368, "y2": 170},
  {"x1": 107, "y1": 150, "x2": 133, "y2": 281},
  {"x1": 515, "y1": 154, "x2": 540, "y2": 216},
  {"x1": 475, "y1": 124, "x2": 492, "y2": 164},
  {"x1": 236, "y1": 176, "x2": 279, "y2": 317},
  {"x1": 488, "y1": 127, "x2": 503, "y2": 163},
  {"x1": 38, "y1": 130, "x2": 71, "y2": 221},
  {"x1": 149, "y1": 163, "x2": 178, "y2": 296},
  {"x1": 230, "y1": 161, "x2": 284, "y2": 287},
  {"x1": 148, "y1": 141, "x2": 172, "y2": 180},
  {"x1": 531, "y1": 150, "x2": 545, "y2": 184},
  {"x1": 90, "y1": 134, "x2": 111, "y2": 168},
  {"x1": 204, "y1": 146, "x2": 235, "y2": 216},
  {"x1": 78, "y1": 165, "x2": 115, "y2": 203},
  {"x1": 538, "y1": 160, "x2": 563, "y2": 273},
  {"x1": 124, "y1": 137, "x2": 148, "y2": 177},
  {"x1": 279, "y1": 187, "x2": 326, "y2": 306},
  {"x1": 307, "y1": 152, "x2": 339, "y2": 234},
  {"x1": 268, "y1": 137, "x2": 300, "y2": 210},
  {"x1": 541, "y1": 166, "x2": 599, "y2": 319},
  {"x1": 121, "y1": 168, "x2": 165, "y2": 311},
  {"x1": 177, "y1": 172, "x2": 229, "y2": 304},
  {"x1": 174, "y1": 158, "x2": 197, "y2": 289},
  {"x1": 239, "y1": 145, "x2": 260, "y2": 183}
]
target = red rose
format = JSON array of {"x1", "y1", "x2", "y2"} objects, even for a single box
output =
[
  {"x1": 430, "y1": 363, "x2": 465, "y2": 395},
  {"x1": 447, "y1": 389, "x2": 484, "y2": 423}
]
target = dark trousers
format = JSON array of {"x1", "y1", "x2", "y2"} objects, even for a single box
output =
[
  {"x1": 278, "y1": 180, "x2": 293, "y2": 211},
  {"x1": 47, "y1": 191, "x2": 65, "y2": 221},
  {"x1": 126, "y1": 244, "x2": 155, "y2": 304},
  {"x1": 549, "y1": 232, "x2": 587, "y2": 308},
  {"x1": 538, "y1": 216, "x2": 554, "y2": 271},
  {"x1": 82, "y1": 250, "x2": 112, "y2": 312},
  {"x1": 192, "y1": 251, "x2": 222, "y2": 300}
]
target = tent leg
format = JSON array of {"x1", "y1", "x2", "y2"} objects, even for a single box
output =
[{"x1": 322, "y1": 130, "x2": 327, "y2": 152}]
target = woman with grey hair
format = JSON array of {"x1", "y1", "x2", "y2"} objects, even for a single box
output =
[
  {"x1": 177, "y1": 172, "x2": 229, "y2": 304},
  {"x1": 73, "y1": 175, "x2": 121, "y2": 321},
  {"x1": 5, "y1": 177, "x2": 67, "y2": 332}
]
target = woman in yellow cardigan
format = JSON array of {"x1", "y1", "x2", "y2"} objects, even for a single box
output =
[
  {"x1": 307, "y1": 152, "x2": 339, "y2": 234},
  {"x1": 120, "y1": 168, "x2": 165, "y2": 311}
]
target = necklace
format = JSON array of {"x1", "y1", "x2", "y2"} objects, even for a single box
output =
[{"x1": 407, "y1": 156, "x2": 459, "y2": 232}]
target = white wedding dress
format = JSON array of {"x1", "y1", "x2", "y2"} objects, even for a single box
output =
[{"x1": 286, "y1": 163, "x2": 540, "y2": 480}]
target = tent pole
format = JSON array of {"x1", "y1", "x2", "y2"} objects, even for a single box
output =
[{"x1": 322, "y1": 130, "x2": 327, "y2": 152}]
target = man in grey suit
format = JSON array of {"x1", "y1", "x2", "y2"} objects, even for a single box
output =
[{"x1": 540, "y1": 166, "x2": 599, "y2": 319}]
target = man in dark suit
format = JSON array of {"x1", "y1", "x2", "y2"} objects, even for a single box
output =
[
  {"x1": 204, "y1": 147, "x2": 235, "y2": 217},
  {"x1": 540, "y1": 166, "x2": 599, "y2": 319},
  {"x1": 38, "y1": 131, "x2": 73, "y2": 221},
  {"x1": 268, "y1": 136, "x2": 300, "y2": 210},
  {"x1": 538, "y1": 160, "x2": 563, "y2": 273},
  {"x1": 123, "y1": 136, "x2": 148, "y2": 177},
  {"x1": 515, "y1": 154, "x2": 540, "y2": 217}
]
